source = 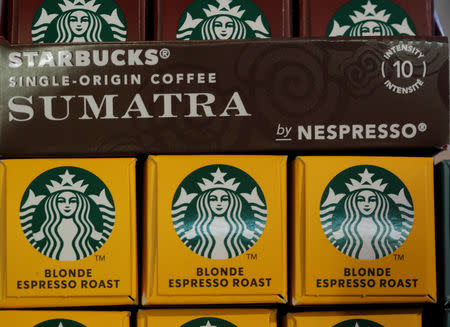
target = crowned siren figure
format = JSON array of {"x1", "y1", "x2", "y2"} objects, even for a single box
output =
[
  {"x1": 328, "y1": 0, "x2": 416, "y2": 36},
  {"x1": 20, "y1": 169, "x2": 116, "y2": 261},
  {"x1": 172, "y1": 167, "x2": 267, "y2": 259},
  {"x1": 32, "y1": 0, "x2": 127, "y2": 43},
  {"x1": 320, "y1": 168, "x2": 414, "y2": 260},
  {"x1": 176, "y1": 0, "x2": 271, "y2": 40}
]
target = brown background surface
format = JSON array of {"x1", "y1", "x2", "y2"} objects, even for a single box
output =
[
  {"x1": 301, "y1": 0, "x2": 434, "y2": 37},
  {"x1": 155, "y1": 0, "x2": 292, "y2": 40},
  {"x1": 9, "y1": 0, "x2": 146, "y2": 44}
]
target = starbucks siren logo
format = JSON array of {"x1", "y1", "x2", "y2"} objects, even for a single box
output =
[
  {"x1": 327, "y1": 0, "x2": 416, "y2": 36},
  {"x1": 334, "y1": 319, "x2": 384, "y2": 327},
  {"x1": 34, "y1": 319, "x2": 86, "y2": 327},
  {"x1": 20, "y1": 167, "x2": 115, "y2": 261},
  {"x1": 172, "y1": 165, "x2": 267, "y2": 259},
  {"x1": 182, "y1": 317, "x2": 237, "y2": 327},
  {"x1": 320, "y1": 165, "x2": 414, "y2": 260},
  {"x1": 177, "y1": 0, "x2": 271, "y2": 40},
  {"x1": 32, "y1": 0, "x2": 127, "y2": 43}
]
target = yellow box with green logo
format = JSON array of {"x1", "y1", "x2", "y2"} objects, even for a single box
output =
[
  {"x1": 291, "y1": 156, "x2": 436, "y2": 304},
  {"x1": 0, "y1": 310, "x2": 130, "y2": 326},
  {"x1": 138, "y1": 308, "x2": 277, "y2": 326},
  {"x1": 142, "y1": 155, "x2": 288, "y2": 304},
  {"x1": 0, "y1": 158, "x2": 138, "y2": 307},
  {"x1": 284, "y1": 310, "x2": 422, "y2": 326}
]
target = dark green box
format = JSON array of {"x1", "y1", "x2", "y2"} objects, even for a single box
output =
[
  {"x1": 436, "y1": 160, "x2": 450, "y2": 306},
  {"x1": 445, "y1": 309, "x2": 449, "y2": 326}
]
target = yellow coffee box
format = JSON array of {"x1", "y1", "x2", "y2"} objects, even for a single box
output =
[
  {"x1": 138, "y1": 308, "x2": 277, "y2": 326},
  {"x1": 0, "y1": 310, "x2": 130, "y2": 326},
  {"x1": 0, "y1": 158, "x2": 138, "y2": 307},
  {"x1": 143, "y1": 155, "x2": 288, "y2": 304},
  {"x1": 284, "y1": 310, "x2": 422, "y2": 326},
  {"x1": 291, "y1": 156, "x2": 436, "y2": 304}
]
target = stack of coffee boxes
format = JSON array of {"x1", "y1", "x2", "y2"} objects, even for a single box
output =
[{"x1": 0, "y1": 0, "x2": 448, "y2": 326}]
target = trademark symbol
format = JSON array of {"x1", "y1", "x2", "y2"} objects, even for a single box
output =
[
  {"x1": 96, "y1": 255, "x2": 106, "y2": 262},
  {"x1": 246, "y1": 253, "x2": 258, "y2": 260},
  {"x1": 394, "y1": 254, "x2": 405, "y2": 261},
  {"x1": 418, "y1": 123, "x2": 427, "y2": 132},
  {"x1": 159, "y1": 48, "x2": 171, "y2": 59}
]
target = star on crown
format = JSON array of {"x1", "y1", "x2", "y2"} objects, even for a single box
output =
[
  {"x1": 46, "y1": 170, "x2": 89, "y2": 194},
  {"x1": 345, "y1": 168, "x2": 387, "y2": 192},
  {"x1": 204, "y1": 0, "x2": 245, "y2": 18},
  {"x1": 59, "y1": 0, "x2": 101, "y2": 13},
  {"x1": 349, "y1": 0, "x2": 391, "y2": 24},
  {"x1": 201, "y1": 321, "x2": 217, "y2": 327},
  {"x1": 197, "y1": 168, "x2": 240, "y2": 192}
]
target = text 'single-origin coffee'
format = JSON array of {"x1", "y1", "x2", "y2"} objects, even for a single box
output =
[
  {"x1": 138, "y1": 309, "x2": 277, "y2": 326},
  {"x1": 300, "y1": 0, "x2": 433, "y2": 37},
  {"x1": 0, "y1": 310, "x2": 130, "y2": 326},
  {"x1": 8, "y1": 0, "x2": 146, "y2": 44},
  {"x1": 154, "y1": 0, "x2": 291, "y2": 40},
  {"x1": 435, "y1": 160, "x2": 450, "y2": 305},
  {"x1": 284, "y1": 311, "x2": 422, "y2": 327},
  {"x1": 143, "y1": 155, "x2": 287, "y2": 304},
  {"x1": 0, "y1": 158, "x2": 137, "y2": 308},
  {"x1": 291, "y1": 156, "x2": 436, "y2": 304}
]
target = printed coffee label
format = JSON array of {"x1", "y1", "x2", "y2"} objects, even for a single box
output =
[
  {"x1": 172, "y1": 164, "x2": 267, "y2": 259},
  {"x1": 320, "y1": 165, "x2": 414, "y2": 260},
  {"x1": 334, "y1": 320, "x2": 383, "y2": 327},
  {"x1": 20, "y1": 166, "x2": 115, "y2": 261},
  {"x1": 35, "y1": 320, "x2": 86, "y2": 327},
  {"x1": 327, "y1": 0, "x2": 416, "y2": 36},
  {"x1": 32, "y1": 0, "x2": 127, "y2": 43},
  {"x1": 177, "y1": 0, "x2": 270, "y2": 40},
  {"x1": 182, "y1": 318, "x2": 237, "y2": 327}
]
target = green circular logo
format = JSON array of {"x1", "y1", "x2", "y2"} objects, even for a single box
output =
[
  {"x1": 320, "y1": 165, "x2": 414, "y2": 260},
  {"x1": 182, "y1": 318, "x2": 237, "y2": 327},
  {"x1": 32, "y1": 0, "x2": 127, "y2": 43},
  {"x1": 34, "y1": 319, "x2": 86, "y2": 327},
  {"x1": 334, "y1": 320, "x2": 384, "y2": 327},
  {"x1": 172, "y1": 164, "x2": 267, "y2": 259},
  {"x1": 177, "y1": 0, "x2": 271, "y2": 40},
  {"x1": 327, "y1": 0, "x2": 416, "y2": 36},
  {"x1": 20, "y1": 167, "x2": 116, "y2": 261}
]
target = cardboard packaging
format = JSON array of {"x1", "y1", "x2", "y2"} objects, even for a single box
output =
[
  {"x1": 0, "y1": 38, "x2": 448, "y2": 156},
  {"x1": 435, "y1": 160, "x2": 450, "y2": 305},
  {"x1": 0, "y1": 311, "x2": 130, "y2": 326},
  {"x1": 143, "y1": 155, "x2": 287, "y2": 305},
  {"x1": 291, "y1": 156, "x2": 436, "y2": 305},
  {"x1": 284, "y1": 310, "x2": 422, "y2": 327},
  {"x1": 301, "y1": 0, "x2": 433, "y2": 37},
  {"x1": 8, "y1": 0, "x2": 146, "y2": 44},
  {"x1": 154, "y1": 0, "x2": 291, "y2": 40},
  {"x1": 138, "y1": 309, "x2": 277, "y2": 326},
  {"x1": 0, "y1": 0, "x2": 5, "y2": 38},
  {"x1": 0, "y1": 158, "x2": 138, "y2": 308},
  {"x1": 445, "y1": 309, "x2": 450, "y2": 327}
]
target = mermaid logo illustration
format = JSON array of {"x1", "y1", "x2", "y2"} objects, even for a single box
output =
[
  {"x1": 334, "y1": 319, "x2": 384, "y2": 327},
  {"x1": 172, "y1": 165, "x2": 267, "y2": 259},
  {"x1": 327, "y1": 0, "x2": 416, "y2": 36},
  {"x1": 31, "y1": 0, "x2": 127, "y2": 43},
  {"x1": 20, "y1": 167, "x2": 115, "y2": 261},
  {"x1": 182, "y1": 317, "x2": 237, "y2": 327},
  {"x1": 320, "y1": 165, "x2": 414, "y2": 260},
  {"x1": 34, "y1": 319, "x2": 86, "y2": 327},
  {"x1": 177, "y1": 0, "x2": 271, "y2": 40}
]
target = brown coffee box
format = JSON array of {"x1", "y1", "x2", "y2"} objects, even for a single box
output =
[
  {"x1": 301, "y1": 0, "x2": 433, "y2": 37},
  {"x1": 0, "y1": 0, "x2": 5, "y2": 38},
  {"x1": 9, "y1": 0, "x2": 146, "y2": 44},
  {"x1": 155, "y1": 0, "x2": 292, "y2": 40}
]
